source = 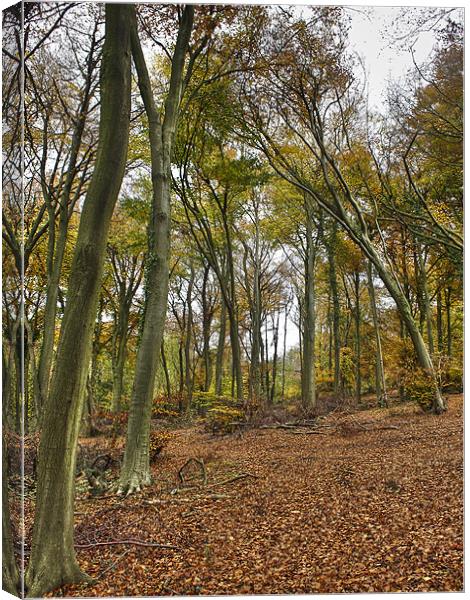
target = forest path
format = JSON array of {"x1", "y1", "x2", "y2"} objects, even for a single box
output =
[{"x1": 58, "y1": 395, "x2": 462, "y2": 596}]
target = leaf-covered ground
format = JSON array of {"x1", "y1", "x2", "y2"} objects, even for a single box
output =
[{"x1": 56, "y1": 395, "x2": 462, "y2": 596}]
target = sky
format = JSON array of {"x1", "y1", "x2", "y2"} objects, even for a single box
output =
[{"x1": 345, "y1": 5, "x2": 463, "y2": 111}]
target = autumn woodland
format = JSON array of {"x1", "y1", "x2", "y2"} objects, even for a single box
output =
[{"x1": 1, "y1": 2, "x2": 463, "y2": 597}]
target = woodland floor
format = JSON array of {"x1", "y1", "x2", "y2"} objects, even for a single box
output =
[{"x1": 46, "y1": 395, "x2": 462, "y2": 596}]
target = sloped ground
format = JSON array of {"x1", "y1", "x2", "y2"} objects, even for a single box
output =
[{"x1": 57, "y1": 395, "x2": 463, "y2": 596}]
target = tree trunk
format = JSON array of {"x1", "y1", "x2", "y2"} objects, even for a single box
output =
[
  {"x1": 215, "y1": 301, "x2": 226, "y2": 396},
  {"x1": 436, "y1": 287, "x2": 444, "y2": 353},
  {"x1": 201, "y1": 266, "x2": 213, "y2": 392},
  {"x1": 366, "y1": 261, "x2": 388, "y2": 407},
  {"x1": 24, "y1": 7, "x2": 132, "y2": 595},
  {"x1": 118, "y1": 6, "x2": 193, "y2": 495},
  {"x1": 364, "y1": 237, "x2": 445, "y2": 413},
  {"x1": 326, "y1": 222, "x2": 341, "y2": 399},
  {"x1": 2, "y1": 430, "x2": 20, "y2": 597},
  {"x1": 183, "y1": 266, "x2": 195, "y2": 413},
  {"x1": 445, "y1": 286, "x2": 452, "y2": 357},
  {"x1": 249, "y1": 234, "x2": 262, "y2": 407},
  {"x1": 111, "y1": 300, "x2": 130, "y2": 413},
  {"x1": 354, "y1": 270, "x2": 361, "y2": 405},
  {"x1": 416, "y1": 245, "x2": 435, "y2": 355},
  {"x1": 270, "y1": 310, "x2": 280, "y2": 405},
  {"x1": 300, "y1": 201, "x2": 316, "y2": 410},
  {"x1": 281, "y1": 302, "x2": 288, "y2": 401},
  {"x1": 161, "y1": 340, "x2": 172, "y2": 398}
]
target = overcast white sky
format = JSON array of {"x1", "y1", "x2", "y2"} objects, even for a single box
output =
[{"x1": 345, "y1": 5, "x2": 463, "y2": 110}]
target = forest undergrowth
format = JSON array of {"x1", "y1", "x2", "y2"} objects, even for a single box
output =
[{"x1": 20, "y1": 394, "x2": 461, "y2": 597}]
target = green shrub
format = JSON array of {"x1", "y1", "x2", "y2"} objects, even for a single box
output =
[
  {"x1": 206, "y1": 405, "x2": 244, "y2": 434},
  {"x1": 149, "y1": 431, "x2": 172, "y2": 463},
  {"x1": 403, "y1": 368, "x2": 435, "y2": 411}
]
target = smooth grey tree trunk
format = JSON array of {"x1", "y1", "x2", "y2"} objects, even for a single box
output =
[
  {"x1": 118, "y1": 6, "x2": 194, "y2": 495},
  {"x1": 24, "y1": 7, "x2": 132, "y2": 595},
  {"x1": 326, "y1": 222, "x2": 341, "y2": 399},
  {"x1": 366, "y1": 261, "x2": 388, "y2": 407},
  {"x1": 183, "y1": 266, "x2": 195, "y2": 413},
  {"x1": 111, "y1": 301, "x2": 130, "y2": 413},
  {"x1": 300, "y1": 200, "x2": 316, "y2": 410},
  {"x1": 354, "y1": 270, "x2": 361, "y2": 405},
  {"x1": 215, "y1": 301, "x2": 227, "y2": 396}
]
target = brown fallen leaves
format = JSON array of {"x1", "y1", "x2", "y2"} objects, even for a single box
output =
[{"x1": 53, "y1": 395, "x2": 462, "y2": 596}]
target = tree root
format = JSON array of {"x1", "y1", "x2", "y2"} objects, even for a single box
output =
[
  {"x1": 25, "y1": 563, "x2": 93, "y2": 598},
  {"x1": 117, "y1": 471, "x2": 152, "y2": 497}
]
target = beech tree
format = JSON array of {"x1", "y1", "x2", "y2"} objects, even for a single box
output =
[
  {"x1": 24, "y1": 5, "x2": 132, "y2": 594},
  {"x1": 239, "y1": 8, "x2": 446, "y2": 413},
  {"x1": 118, "y1": 4, "x2": 194, "y2": 495}
]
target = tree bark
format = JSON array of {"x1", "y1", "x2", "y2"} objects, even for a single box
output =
[
  {"x1": 436, "y1": 287, "x2": 444, "y2": 353},
  {"x1": 118, "y1": 6, "x2": 193, "y2": 495},
  {"x1": 111, "y1": 299, "x2": 130, "y2": 413},
  {"x1": 445, "y1": 286, "x2": 452, "y2": 357},
  {"x1": 215, "y1": 300, "x2": 227, "y2": 396},
  {"x1": 281, "y1": 302, "x2": 289, "y2": 401},
  {"x1": 366, "y1": 261, "x2": 388, "y2": 407},
  {"x1": 201, "y1": 265, "x2": 213, "y2": 391},
  {"x1": 24, "y1": 6, "x2": 131, "y2": 595},
  {"x1": 300, "y1": 199, "x2": 316, "y2": 410},
  {"x1": 183, "y1": 266, "x2": 195, "y2": 413},
  {"x1": 161, "y1": 340, "x2": 172, "y2": 399},
  {"x1": 354, "y1": 270, "x2": 361, "y2": 405},
  {"x1": 2, "y1": 430, "x2": 20, "y2": 597},
  {"x1": 326, "y1": 222, "x2": 341, "y2": 399},
  {"x1": 270, "y1": 310, "x2": 280, "y2": 405}
]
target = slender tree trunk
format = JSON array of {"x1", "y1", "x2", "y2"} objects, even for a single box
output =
[
  {"x1": 215, "y1": 301, "x2": 226, "y2": 396},
  {"x1": 416, "y1": 246, "x2": 434, "y2": 354},
  {"x1": 445, "y1": 286, "x2": 452, "y2": 357},
  {"x1": 178, "y1": 336, "x2": 185, "y2": 397},
  {"x1": 270, "y1": 310, "x2": 280, "y2": 405},
  {"x1": 249, "y1": 229, "x2": 262, "y2": 407},
  {"x1": 354, "y1": 270, "x2": 361, "y2": 405},
  {"x1": 37, "y1": 216, "x2": 68, "y2": 415},
  {"x1": 436, "y1": 287, "x2": 444, "y2": 353},
  {"x1": 82, "y1": 301, "x2": 103, "y2": 436},
  {"x1": 366, "y1": 261, "x2": 388, "y2": 407},
  {"x1": 118, "y1": 7, "x2": 193, "y2": 495},
  {"x1": 183, "y1": 266, "x2": 194, "y2": 413},
  {"x1": 25, "y1": 7, "x2": 132, "y2": 594},
  {"x1": 161, "y1": 340, "x2": 171, "y2": 398},
  {"x1": 201, "y1": 266, "x2": 213, "y2": 392},
  {"x1": 264, "y1": 318, "x2": 270, "y2": 405},
  {"x1": 300, "y1": 202, "x2": 316, "y2": 410},
  {"x1": 111, "y1": 300, "x2": 130, "y2": 413},
  {"x1": 326, "y1": 222, "x2": 341, "y2": 399},
  {"x1": 281, "y1": 302, "x2": 288, "y2": 401}
]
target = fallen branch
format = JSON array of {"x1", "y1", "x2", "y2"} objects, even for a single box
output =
[
  {"x1": 289, "y1": 430, "x2": 329, "y2": 435},
  {"x1": 178, "y1": 458, "x2": 207, "y2": 486},
  {"x1": 75, "y1": 539, "x2": 180, "y2": 550},
  {"x1": 207, "y1": 472, "x2": 259, "y2": 488}
]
